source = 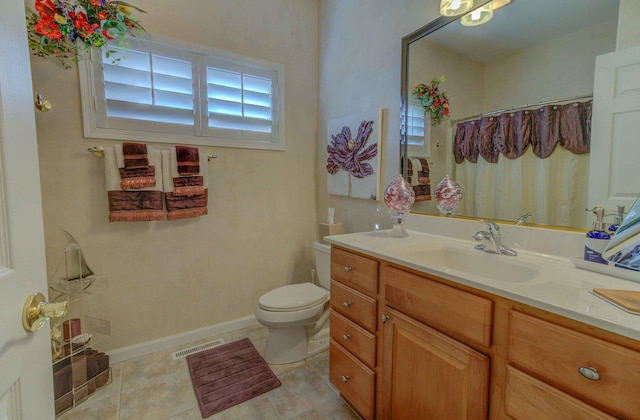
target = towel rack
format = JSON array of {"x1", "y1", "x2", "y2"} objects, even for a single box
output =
[{"x1": 87, "y1": 146, "x2": 217, "y2": 161}]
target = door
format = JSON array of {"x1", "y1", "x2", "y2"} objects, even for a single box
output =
[
  {"x1": 0, "y1": 1, "x2": 54, "y2": 419},
  {"x1": 380, "y1": 308, "x2": 489, "y2": 419},
  {"x1": 588, "y1": 45, "x2": 640, "y2": 211}
]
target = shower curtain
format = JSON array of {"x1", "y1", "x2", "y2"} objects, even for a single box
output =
[{"x1": 453, "y1": 100, "x2": 591, "y2": 227}]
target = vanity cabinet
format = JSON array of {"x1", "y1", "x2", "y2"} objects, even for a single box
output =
[
  {"x1": 380, "y1": 307, "x2": 489, "y2": 419},
  {"x1": 329, "y1": 244, "x2": 640, "y2": 419},
  {"x1": 380, "y1": 266, "x2": 491, "y2": 419},
  {"x1": 506, "y1": 310, "x2": 640, "y2": 419},
  {"x1": 329, "y1": 247, "x2": 378, "y2": 420}
]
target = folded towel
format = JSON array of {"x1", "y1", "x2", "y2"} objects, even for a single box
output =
[
  {"x1": 408, "y1": 157, "x2": 431, "y2": 201},
  {"x1": 175, "y1": 145, "x2": 200, "y2": 175},
  {"x1": 115, "y1": 143, "x2": 157, "y2": 190},
  {"x1": 162, "y1": 148, "x2": 209, "y2": 220},
  {"x1": 170, "y1": 146, "x2": 205, "y2": 197},
  {"x1": 105, "y1": 146, "x2": 164, "y2": 222},
  {"x1": 122, "y1": 142, "x2": 149, "y2": 169}
]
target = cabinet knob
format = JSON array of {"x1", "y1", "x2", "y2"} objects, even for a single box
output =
[
  {"x1": 578, "y1": 366, "x2": 600, "y2": 381},
  {"x1": 381, "y1": 314, "x2": 390, "y2": 323},
  {"x1": 342, "y1": 334, "x2": 350, "y2": 340},
  {"x1": 342, "y1": 301, "x2": 351, "y2": 308},
  {"x1": 343, "y1": 266, "x2": 352, "y2": 272},
  {"x1": 341, "y1": 375, "x2": 350, "y2": 383}
]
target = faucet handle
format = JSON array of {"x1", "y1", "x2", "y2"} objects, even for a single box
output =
[{"x1": 480, "y1": 219, "x2": 500, "y2": 234}]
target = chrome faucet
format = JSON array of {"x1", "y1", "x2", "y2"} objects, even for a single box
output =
[
  {"x1": 515, "y1": 212, "x2": 532, "y2": 225},
  {"x1": 473, "y1": 220, "x2": 518, "y2": 256}
]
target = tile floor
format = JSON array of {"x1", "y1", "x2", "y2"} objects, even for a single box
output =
[{"x1": 57, "y1": 325, "x2": 360, "y2": 420}]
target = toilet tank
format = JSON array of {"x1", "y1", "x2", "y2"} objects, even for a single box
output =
[{"x1": 313, "y1": 241, "x2": 331, "y2": 290}]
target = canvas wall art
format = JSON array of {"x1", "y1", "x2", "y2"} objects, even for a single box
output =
[{"x1": 326, "y1": 109, "x2": 383, "y2": 200}]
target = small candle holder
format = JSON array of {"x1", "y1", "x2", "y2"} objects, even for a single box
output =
[{"x1": 383, "y1": 175, "x2": 415, "y2": 237}]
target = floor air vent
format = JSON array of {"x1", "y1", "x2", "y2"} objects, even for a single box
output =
[{"x1": 171, "y1": 338, "x2": 226, "y2": 360}]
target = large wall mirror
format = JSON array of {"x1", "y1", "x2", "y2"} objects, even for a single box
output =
[{"x1": 401, "y1": 0, "x2": 620, "y2": 230}]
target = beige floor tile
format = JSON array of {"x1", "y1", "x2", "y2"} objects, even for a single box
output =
[
  {"x1": 291, "y1": 396, "x2": 361, "y2": 420},
  {"x1": 55, "y1": 326, "x2": 359, "y2": 420},
  {"x1": 266, "y1": 364, "x2": 336, "y2": 419}
]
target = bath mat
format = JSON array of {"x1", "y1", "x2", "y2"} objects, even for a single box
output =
[{"x1": 186, "y1": 338, "x2": 281, "y2": 417}]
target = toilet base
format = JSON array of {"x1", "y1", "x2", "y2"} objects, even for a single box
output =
[
  {"x1": 264, "y1": 326, "x2": 308, "y2": 364},
  {"x1": 263, "y1": 322, "x2": 330, "y2": 365}
]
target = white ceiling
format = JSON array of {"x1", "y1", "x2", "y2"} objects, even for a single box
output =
[{"x1": 424, "y1": 0, "x2": 620, "y2": 63}]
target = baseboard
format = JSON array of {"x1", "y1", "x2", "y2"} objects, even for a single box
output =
[{"x1": 107, "y1": 315, "x2": 259, "y2": 363}]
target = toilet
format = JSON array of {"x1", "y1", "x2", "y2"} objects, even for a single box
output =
[{"x1": 255, "y1": 241, "x2": 331, "y2": 364}]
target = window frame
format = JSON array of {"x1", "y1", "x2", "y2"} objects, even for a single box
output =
[{"x1": 79, "y1": 34, "x2": 286, "y2": 151}]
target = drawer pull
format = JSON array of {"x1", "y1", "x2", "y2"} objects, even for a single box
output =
[
  {"x1": 578, "y1": 366, "x2": 600, "y2": 381},
  {"x1": 344, "y1": 266, "x2": 353, "y2": 272},
  {"x1": 381, "y1": 314, "x2": 390, "y2": 323},
  {"x1": 342, "y1": 334, "x2": 350, "y2": 340},
  {"x1": 342, "y1": 301, "x2": 351, "y2": 308},
  {"x1": 341, "y1": 375, "x2": 350, "y2": 383}
]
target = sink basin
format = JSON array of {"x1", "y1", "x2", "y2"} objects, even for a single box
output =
[{"x1": 392, "y1": 243, "x2": 540, "y2": 283}]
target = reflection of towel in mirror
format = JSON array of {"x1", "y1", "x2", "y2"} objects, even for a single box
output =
[
  {"x1": 115, "y1": 143, "x2": 157, "y2": 190},
  {"x1": 104, "y1": 146, "x2": 164, "y2": 222},
  {"x1": 162, "y1": 148, "x2": 209, "y2": 221},
  {"x1": 407, "y1": 157, "x2": 431, "y2": 202}
]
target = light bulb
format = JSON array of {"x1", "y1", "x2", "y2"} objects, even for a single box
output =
[
  {"x1": 460, "y1": 2, "x2": 494, "y2": 26},
  {"x1": 439, "y1": 0, "x2": 474, "y2": 17}
]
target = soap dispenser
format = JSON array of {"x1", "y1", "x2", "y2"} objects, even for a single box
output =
[
  {"x1": 608, "y1": 205, "x2": 626, "y2": 233},
  {"x1": 584, "y1": 206, "x2": 611, "y2": 264}
]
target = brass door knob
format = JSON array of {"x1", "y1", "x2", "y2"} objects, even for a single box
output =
[{"x1": 22, "y1": 292, "x2": 68, "y2": 332}]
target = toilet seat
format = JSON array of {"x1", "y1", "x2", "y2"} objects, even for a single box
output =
[{"x1": 258, "y1": 283, "x2": 328, "y2": 312}]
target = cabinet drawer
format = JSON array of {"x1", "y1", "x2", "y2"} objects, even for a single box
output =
[
  {"x1": 330, "y1": 311, "x2": 376, "y2": 368},
  {"x1": 329, "y1": 339, "x2": 375, "y2": 420},
  {"x1": 331, "y1": 280, "x2": 377, "y2": 332},
  {"x1": 505, "y1": 366, "x2": 616, "y2": 419},
  {"x1": 383, "y1": 266, "x2": 493, "y2": 347},
  {"x1": 508, "y1": 310, "x2": 640, "y2": 419},
  {"x1": 331, "y1": 248, "x2": 378, "y2": 294}
]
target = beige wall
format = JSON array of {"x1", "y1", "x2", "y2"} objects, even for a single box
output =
[
  {"x1": 317, "y1": 0, "x2": 442, "y2": 234},
  {"x1": 32, "y1": 0, "x2": 319, "y2": 351}
]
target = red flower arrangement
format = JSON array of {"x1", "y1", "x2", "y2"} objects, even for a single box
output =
[
  {"x1": 26, "y1": 0, "x2": 146, "y2": 68},
  {"x1": 412, "y1": 76, "x2": 450, "y2": 125}
]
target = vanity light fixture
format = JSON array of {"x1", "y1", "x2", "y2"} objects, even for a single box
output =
[
  {"x1": 460, "y1": 0, "x2": 513, "y2": 27},
  {"x1": 439, "y1": 0, "x2": 474, "y2": 17},
  {"x1": 461, "y1": 2, "x2": 494, "y2": 26}
]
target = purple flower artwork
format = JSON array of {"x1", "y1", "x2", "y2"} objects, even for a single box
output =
[
  {"x1": 327, "y1": 111, "x2": 383, "y2": 200},
  {"x1": 327, "y1": 120, "x2": 378, "y2": 179}
]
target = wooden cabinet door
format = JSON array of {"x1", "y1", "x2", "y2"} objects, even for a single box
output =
[{"x1": 380, "y1": 307, "x2": 489, "y2": 420}]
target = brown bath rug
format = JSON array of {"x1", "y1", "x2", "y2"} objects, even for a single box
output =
[{"x1": 186, "y1": 338, "x2": 281, "y2": 417}]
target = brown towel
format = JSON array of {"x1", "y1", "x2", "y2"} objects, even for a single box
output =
[
  {"x1": 116, "y1": 143, "x2": 157, "y2": 190},
  {"x1": 122, "y1": 142, "x2": 149, "y2": 169},
  {"x1": 162, "y1": 149, "x2": 209, "y2": 220},
  {"x1": 175, "y1": 145, "x2": 200, "y2": 175},
  {"x1": 105, "y1": 147, "x2": 164, "y2": 222}
]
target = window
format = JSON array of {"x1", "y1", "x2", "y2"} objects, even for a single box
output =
[
  {"x1": 403, "y1": 99, "x2": 429, "y2": 156},
  {"x1": 79, "y1": 35, "x2": 285, "y2": 150}
]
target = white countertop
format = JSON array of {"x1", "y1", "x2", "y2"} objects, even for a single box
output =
[{"x1": 328, "y1": 229, "x2": 640, "y2": 341}]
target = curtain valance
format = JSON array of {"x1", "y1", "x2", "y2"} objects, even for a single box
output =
[{"x1": 453, "y1": 100, "x2": 592, "y2": 164}]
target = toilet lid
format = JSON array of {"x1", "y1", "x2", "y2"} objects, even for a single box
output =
[{"x1": 259, "y1": 283, "x2": 329, "y2": 312}]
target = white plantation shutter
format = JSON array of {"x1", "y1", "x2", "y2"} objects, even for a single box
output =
[
  {"x1": 94, "y1": 38, "x2": 197, "y2": 136},
  {"x1": 81, "y1": 35, "x2": 285, "y2": 150},
  {"x1": 204, "y1": 57, "x2": 279, "y2": 143},
  {"x1": 406, "y1": 99, "x2": 426, "y2": 147}
]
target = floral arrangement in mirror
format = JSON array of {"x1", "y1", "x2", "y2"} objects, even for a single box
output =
[
  {"x1": 412, "y1": 76, "x2": 450, "y2": 124},
  {"x1": 26, "y1": 0, "x2": 147, "y2": 69},
  {"x1": 434, "y1": 174, "x2": 463, "y2": 215},
  {"x1": 383, "y1": 175, "x2": 416, "y2": 237}
]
